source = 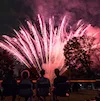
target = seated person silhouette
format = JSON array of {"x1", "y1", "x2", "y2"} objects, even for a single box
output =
[
  {"x1": 18, "y1": 70, "x2": 34, "y2": 101},
  {"x1": 36, "y1": 69, "x2": 50, "y2": 101},
  {"x1": 1, "y1": 70, "x2": 17, "y2": 101},
  {"x1": 53, "y1": 69, "x2": 70, "y2": 101}
]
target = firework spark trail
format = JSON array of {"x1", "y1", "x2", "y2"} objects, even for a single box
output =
[
  {"x1": 27, "y1": 22, "x2": 43, "y2": 66},
  {"x1": 0, "y1": 15, "x2": 99, "y2": 81},
  {"x1": 0, "y1": 37, "x2": 30, "y2": 68}
]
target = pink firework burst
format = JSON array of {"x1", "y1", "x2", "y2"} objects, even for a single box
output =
[{"x1": 0, "y1": 15, "x2": 99, "y2": 81}]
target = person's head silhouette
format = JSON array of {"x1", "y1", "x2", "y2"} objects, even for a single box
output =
[
  {"x1": 54, "y1": 69, "x2": 60, "y2": 77},
  {"x1": 22, "y1": 71, "x2": 28, "y2": 79},
  {"x1": 40, "y1": 69, "x2": 45, "y2": 77},
  {"x1": 21, "y1": 70, "x2": 30, "y2": 79}
]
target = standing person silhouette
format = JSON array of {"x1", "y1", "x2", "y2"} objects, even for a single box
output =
[
  {"x1": 18, "y1": 70, "x2": 34, "y2": 101},
  {"x1": 36, "y1": 69, "x2": 51, "y2": 101},
  {"x1": 1, "y1": 70, "x2": 17, "y2": 101},
  {"x1": 53, "y1": 69, "x2": 70, "y2": 101}
]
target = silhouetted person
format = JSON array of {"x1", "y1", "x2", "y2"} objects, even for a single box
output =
[
  {"x1": 1, "y1": 70, "x2": 17, "y2": 101},
  {"x1": 53, "y1": 69, "x2": 70, "y2": 101},
  {"x1": 18, "y1": 70, "x2": 34, "y2": 101},
  {"x1": 54, "y1": 69, "x2": 67, "y2": 87},
  {"x1": 36, "y1": 69, "x2": 50, "y2": 101}
]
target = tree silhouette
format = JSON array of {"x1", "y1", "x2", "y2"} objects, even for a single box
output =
[
  {"x1": 64, "y1": 35, "x2": 95, "y2": 78},
  {"x1": 0, "y1": 49, "x2": 15, "y2": 78}
]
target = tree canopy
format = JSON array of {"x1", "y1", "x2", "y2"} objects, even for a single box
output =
[{"x1": 63, "y1": 35, "x2": 95, "y2": 78}]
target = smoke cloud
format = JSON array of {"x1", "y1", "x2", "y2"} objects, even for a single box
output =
[
  {"x1": 23, "y1": 0, "x2": 100, "y2": 27},
  {"x1": 0, "y1": 0, "x2": 100, "y2": 35}
]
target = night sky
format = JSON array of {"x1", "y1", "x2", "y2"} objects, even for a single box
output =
[{"x1": 0, "y1": 0, "x2": 100, "y2": 35}]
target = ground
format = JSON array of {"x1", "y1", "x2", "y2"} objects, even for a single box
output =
[{"x1": 0, "y1": 89, "x2": 98, "y2": 101}]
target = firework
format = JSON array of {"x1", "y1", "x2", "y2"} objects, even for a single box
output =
[{"x1": 0, "y1": 15, "x2": 99, "y2": 81}]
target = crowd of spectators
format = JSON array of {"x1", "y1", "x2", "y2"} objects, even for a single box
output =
[{"x1": 0, "y1": 68, "x2": 99, "y2": 101}]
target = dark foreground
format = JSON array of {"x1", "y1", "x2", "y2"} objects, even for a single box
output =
[{"x1": 0, "y1": 89, "x2": 98, "y2": 101}]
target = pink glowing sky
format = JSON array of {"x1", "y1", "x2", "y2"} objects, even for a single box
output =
[
  {"x1": 23, "y1": 0, "x2": 100, "y2": 27},
  {"x1": 0, "y1": 0, "x2": 100, "y2": 78},
  {"x1": 87, "y1": 26, "x2": 100, "y2": 44}
]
